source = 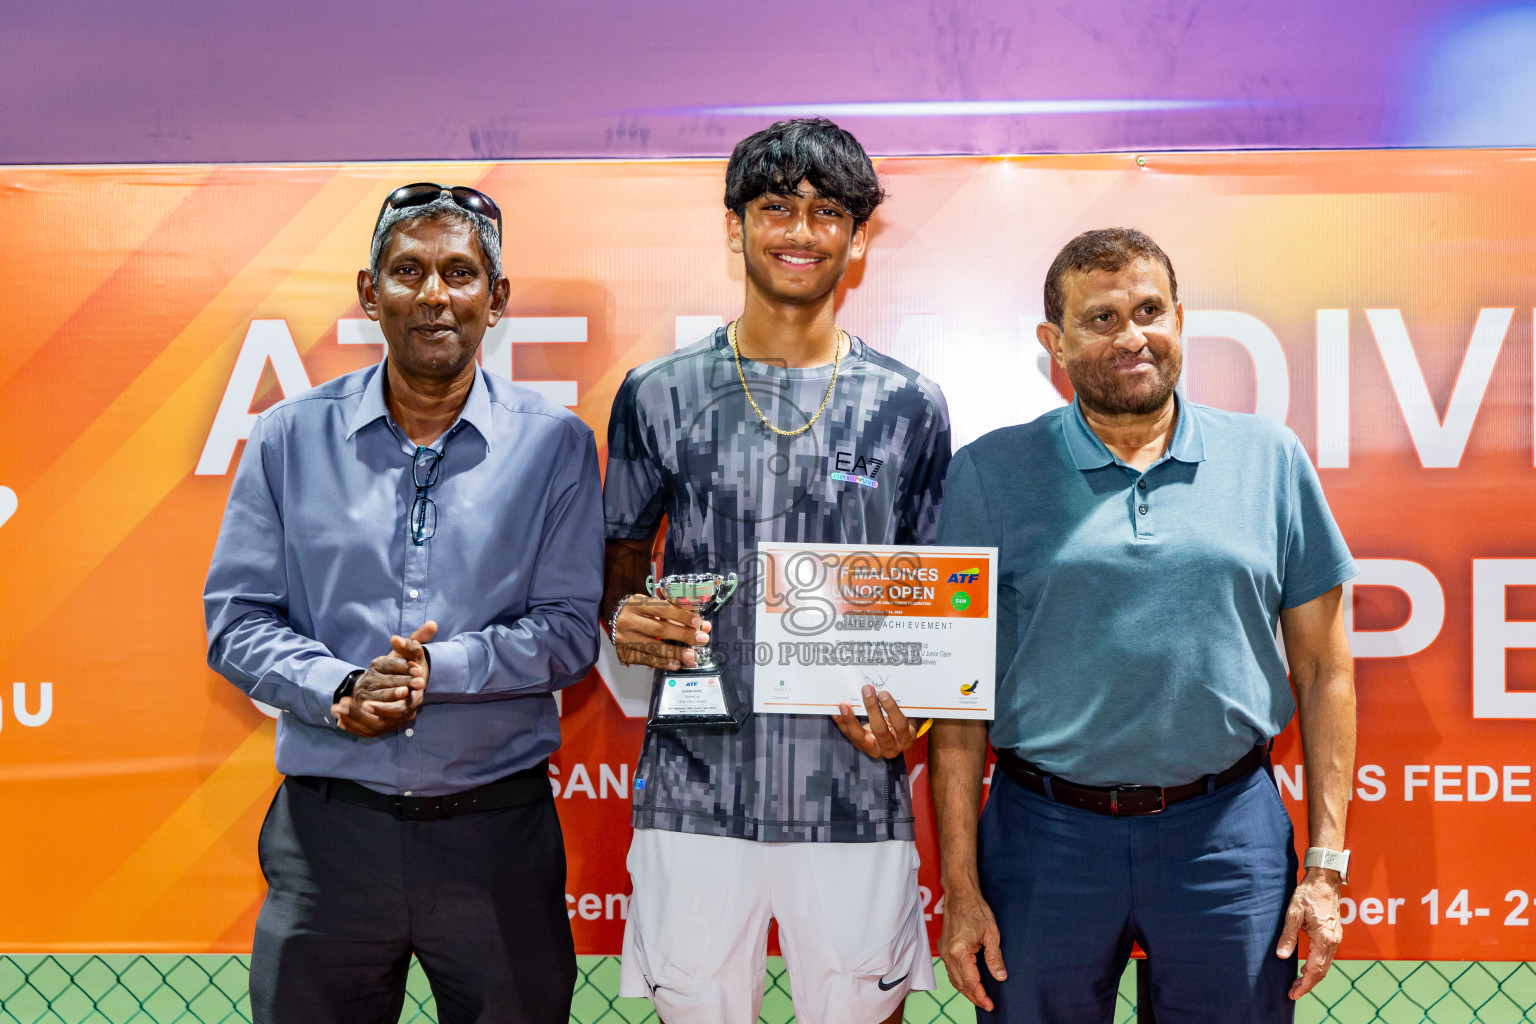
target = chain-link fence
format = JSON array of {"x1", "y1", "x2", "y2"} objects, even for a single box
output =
[{"x1": 2, "y1": 955, "x2": 1535, "y2": 1023}]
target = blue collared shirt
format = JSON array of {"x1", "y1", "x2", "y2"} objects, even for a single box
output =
[
  {"x1": 938, "y1": 397, "x2": 1356, "y2": 787},
  {"x1": 204, "y1": 363, "x2": 604, "y2": 796}
]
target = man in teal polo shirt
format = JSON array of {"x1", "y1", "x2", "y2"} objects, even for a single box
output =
[{"x1": 930, "y1": 228, "x2": 1357, "y2": 1022}]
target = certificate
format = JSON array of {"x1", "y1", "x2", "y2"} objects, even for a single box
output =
[{"x1": 752, "y1": 542, "x2": 996, "y2": 719}]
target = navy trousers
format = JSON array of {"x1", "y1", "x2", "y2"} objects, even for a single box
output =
[
  {"x1": 250, "y1": 777, "x2": 577, "y2": 1024},
  {"x1": 977, "y1": 767, "x2": 1299, "y2": 1023}
]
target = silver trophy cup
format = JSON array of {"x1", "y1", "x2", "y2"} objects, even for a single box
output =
[{"x1": 646, "y1": 572, "x2": 739, "y2": 670}]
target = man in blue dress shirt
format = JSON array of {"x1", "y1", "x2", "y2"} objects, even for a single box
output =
[
  {"x1": 930, "y1": 228, "x2": 1358, "y2": 1022},
  {"x1": 204, "y1": 183, "x2": 604, "y2": 1024}
]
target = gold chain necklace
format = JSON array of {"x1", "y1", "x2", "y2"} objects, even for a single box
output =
[{"x1": 728, "y1": 318, "x2": 847, "y2": 437}]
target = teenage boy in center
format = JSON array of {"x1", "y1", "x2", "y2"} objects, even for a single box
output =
[{"x1": 602, "y1": 119, "x2": 953, "y2": 1024}]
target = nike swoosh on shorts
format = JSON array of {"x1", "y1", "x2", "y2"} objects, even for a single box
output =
[{"x1": 877, "y1": 972, "x2": 909, "y2": 992}]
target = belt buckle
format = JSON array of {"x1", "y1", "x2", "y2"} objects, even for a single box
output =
[{"x1": 1110, "y1": 786, "x2": 1165, "y2": 817}]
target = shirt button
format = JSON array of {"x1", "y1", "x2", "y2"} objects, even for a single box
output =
[
  {"x1": 405, "y1": 728, "x2": 414, "y2": 737},
  {"x1": 1138, "y1": 504, "x2": 1148, "y2": 515},
  {"x1": 409, "y1": 589, "x2": 419, "y2": 599},
  {"x1": 1137, "y1": 480, "x2": 1146, "y2": 490}
]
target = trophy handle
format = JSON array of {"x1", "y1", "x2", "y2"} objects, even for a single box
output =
[
  {"x1": 645, "y1": 574, "x2": 659, "y2": 598},
  {"x1": 715, "y1": 573, "x2": 739, "y2": 607}
]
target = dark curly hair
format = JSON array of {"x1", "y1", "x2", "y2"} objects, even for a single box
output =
[
  {"x1": 1044, "y1": 228, "x2": 1178, "y2": 327},
  {"x1": 724, "y1": 118, "x2": 886, "y2": 224}
]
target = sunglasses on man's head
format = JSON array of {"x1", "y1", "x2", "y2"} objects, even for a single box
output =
[{"x1": 375, "y1": 182, "x2": 502, "y2": 238}]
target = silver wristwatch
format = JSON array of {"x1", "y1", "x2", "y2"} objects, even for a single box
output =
[{"x1": 1303, "y1": 846, "x2": 1350, "y2": 883}]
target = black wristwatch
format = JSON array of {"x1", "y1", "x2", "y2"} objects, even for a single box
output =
[{"x1": 335, "y1": 669, "x2": 363, "y2": 703}]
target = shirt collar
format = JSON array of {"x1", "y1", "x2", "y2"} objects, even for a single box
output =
[
  {"x1": 346, "y1": 362, "x2": 393, "y2": 440},
  {"x1": 1062, "y1": 393, "x2": 1207, "y2": 471},
  {"x1": 1166, "y1": 396, "x2": 1206, "y2": 464},
  {"x1": 346, "y1": 361, "x2": 495, "y2": 451},
  {"x1": 455, "y1": 368, "x2": 495, "y2": 450}
]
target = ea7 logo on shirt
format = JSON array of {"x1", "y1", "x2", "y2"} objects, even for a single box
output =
[
  {"x1": 834, "y1": 450, "x2": 885, "y2": 477},
  {"x1": 831, "y1": 450, "x2": 885, "y2": 489},
  {"x1": 948, "y1": 567, "x2": 981, "y2": 583}
]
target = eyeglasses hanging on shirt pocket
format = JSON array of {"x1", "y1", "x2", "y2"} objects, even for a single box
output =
[{"x1": 410, "y1": 445, "x2": 444, "y2": 545}]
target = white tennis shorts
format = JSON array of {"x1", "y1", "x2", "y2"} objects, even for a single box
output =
[{"x1": 619, "y1": 828, "x2": 934, "y2": 1024}]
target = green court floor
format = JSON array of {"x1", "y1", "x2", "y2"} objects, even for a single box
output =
[{"x1": 3, "y1": 955, "x2": 1535, "y2": 1022}]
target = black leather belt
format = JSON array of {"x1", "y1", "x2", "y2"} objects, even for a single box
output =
[
  {"x1": 993, "y1": 744, "x2": 1269, "y2": 817},
  {"x1": 288, "y1": 760, "x2": 550, "y2": 821}
]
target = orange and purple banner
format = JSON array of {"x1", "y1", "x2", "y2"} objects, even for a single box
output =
[
  {"x1": 4, "y1": 2, "x2": 1530, "y2": 161},
  {"x1": 2, "y1": 152, "x2": 1534, "y2": 959}
]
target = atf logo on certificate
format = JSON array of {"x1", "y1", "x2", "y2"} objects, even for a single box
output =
[{"x1": 752, "y1": 542, "x2": 997, "y2": 720}]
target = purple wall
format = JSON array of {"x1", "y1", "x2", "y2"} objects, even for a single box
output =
[{"x1": 1, "y1": 0, "x2": 1527, "y2": 164}]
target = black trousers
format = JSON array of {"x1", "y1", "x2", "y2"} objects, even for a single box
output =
[{"x1": 250, "y1": 776, "x2": 577, "y2": 1024}]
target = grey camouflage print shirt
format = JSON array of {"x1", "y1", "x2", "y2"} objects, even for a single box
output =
[{"x1": 604, "y1": 328, "x2": 952, "y2": 841}]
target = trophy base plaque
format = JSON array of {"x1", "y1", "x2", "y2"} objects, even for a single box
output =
[
  {"x1": 643, "y1": 570, "x2": 745, "y2": 729},
  {"x1": 650, "y1": 669, "x2": 742, "y2": 729}
]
